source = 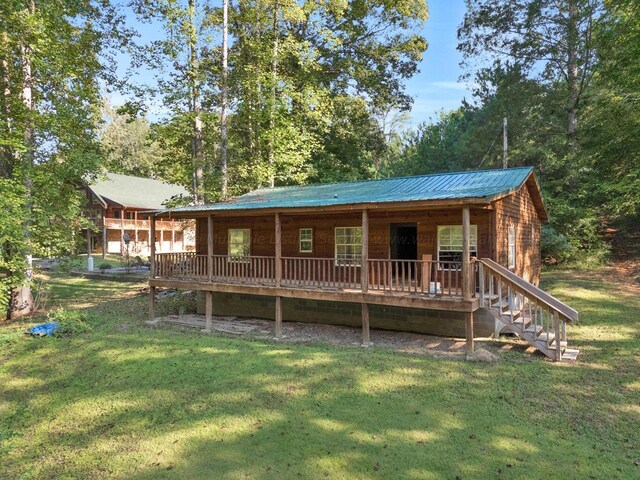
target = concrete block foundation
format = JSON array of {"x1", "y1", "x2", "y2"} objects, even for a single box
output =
[{"x1": 196, "y1": 291, "x2": 495, "y2": 338}]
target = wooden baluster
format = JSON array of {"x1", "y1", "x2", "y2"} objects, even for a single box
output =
[
  {"x1": 554, "y1": 311, "x2": 562, "y2": 361},
  {"x1": 508, "y1": 286, "x2": 514, "y2": 322}
]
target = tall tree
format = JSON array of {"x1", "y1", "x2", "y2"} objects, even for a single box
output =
[
  {"x1": 220, "y1": 0, "x2": 229, "y2": 198},
  {"x1": 458, "y1": 0, "x2": 602, "y2": 149},
  {"x1": 0, "y1": 0, "x2": 123, "y2": 318}
]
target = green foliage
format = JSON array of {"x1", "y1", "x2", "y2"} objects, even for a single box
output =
[
  {"x1": 541, "y1": 225, "x2": 576, "y2": 263},
  {"x1": 98, "y1": 262, "x2": 112, "y2": 272},
  {"x1": 46, "y1": 308, "x2": 94, "y2": 337},
  {"x1": 0, "y1": 179, "x2": 27, "y2": 316},
  {"x1": 156, "y1": 290, "x2": 197, "y2": 317},
  {"x1": 99, "y1": 102, "x2": 165, "y2": 178}
]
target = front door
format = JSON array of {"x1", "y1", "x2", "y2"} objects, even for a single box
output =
[{"x1": 390, "y1": 223, "x2": 418, "y2": 278}]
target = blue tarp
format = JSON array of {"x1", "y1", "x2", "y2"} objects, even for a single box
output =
[{"x1": 29, "y1": 322, "x2": 60, "y2": 337}]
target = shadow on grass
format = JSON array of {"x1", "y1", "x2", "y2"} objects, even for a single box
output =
[{"x1": 1, "y1": 272, "x2": 639, "y2": 478}]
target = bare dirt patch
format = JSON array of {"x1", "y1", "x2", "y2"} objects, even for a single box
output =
[{"x1": 152, "y1": 313, "x2": 515, "y2": 360}]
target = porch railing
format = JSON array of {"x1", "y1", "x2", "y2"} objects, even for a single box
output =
[
  {"x1": 153, "y1": 253, "x2": 477, "y2": 298},
  {"x1": 103, "y1": 218, "x2": 182, "y2": 230}
]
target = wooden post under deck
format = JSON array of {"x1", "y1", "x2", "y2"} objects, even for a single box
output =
[
  {"x1": 466, "y1": 311, "x2": 474, "y2": 354},
  {"x1": 275, "y1": 212, "x2": 282, "y2": 338},
  {"x1": 149, "y1": 215, "x2": 156, "y2": 320},
  {"x1": 361, "y1": 209, "x2": 370, "y2": 347},
  {"x1": 462, "y1": 206, "x2": 473, "y2": 354},
  {"x1": 205, "y1": 291, "x2": 213, "y2": 332},
  {"x1": 462, "y1": 205, "x2": 471, "y2": 301},
  {"x1": 361, "y1": 209, "x2": 369, "y2": 293},
  {"x1": 204, "y1": 214, "x2": 214, "y2": 332},
  {"x1": 362, "y1": 302, "x2": 370, "y2": 347},
  {"x1": 275, "y1": 296, "x2": 282, "y2": 339}
]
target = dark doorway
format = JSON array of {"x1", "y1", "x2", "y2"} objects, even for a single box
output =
[{"x1": 390, "y1": 223, "x2": 418, "y2": 278}]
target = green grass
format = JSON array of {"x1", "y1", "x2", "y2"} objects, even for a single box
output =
[{"x1": 1, "y1": 269, "x2": 638, "y2": 479}]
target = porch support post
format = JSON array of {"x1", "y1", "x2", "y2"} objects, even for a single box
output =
[
  {"x1": 149, "y1": 286, "x2": 156, "y2": 320},
  {"x1": 362, "y1": 302, "x2": 370, "y2": 347},
  {"x1": 102, "y1": 215, "x2": 107, "y2": 259},
  {"x1": 207, "y1": 214, "x2": 214, "y2": 281},
  {"x1": 204, "y1": 291, "x2": 213, "y2": 332},
  {"x1": 275, "y1": 212, "x2": 281, "y2": 287},
  {"x1": 134, "y1": 210, "x2": 139, "y2": 246},
  {"x1": 361, "y1": 209, "x2": 369, "y2": 293},
  {"x1": 275, "y1": 212, "x2": 282, "y2": 339},
  {"x1": 160, "y1": 229, "x2": 164, "y2": 254},
  {"x1": 275, "y1": 296, "x2": 282, "y2": 339},
  {"x1": 120, "y1": 208, "x2": 125, "y2": 255},
  {"x1": 466, "y1": 311, "x2": 474, "y2": 354},
  {"x1": 150, "y1": 215, "x2": 156, "y2": 276},
  {"x1": 149, "y1": 215, "x2": 156, "y2": 321},
  {"x1": 462, "y1": 205, "x2": 471, "y2": 301}
]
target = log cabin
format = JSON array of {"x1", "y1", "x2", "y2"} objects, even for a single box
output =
[
  {"x1": 148, "y1": 167, "x2": 579, "y2": 361},
  {"x1": 84, "y1": 173, "x2": 195, "y2": 257}
]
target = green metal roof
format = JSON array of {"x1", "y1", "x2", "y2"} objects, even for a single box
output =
[
  {"x1": 89, "y1": 173, "x2": 189, "y2": 210},
  {"x1": 158, "y1": 167, "x2": 538, "y2": 215}
]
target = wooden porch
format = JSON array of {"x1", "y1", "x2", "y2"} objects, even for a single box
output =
[{"x1": 148, "y1": 207, "x2": 480, "y2": 351}]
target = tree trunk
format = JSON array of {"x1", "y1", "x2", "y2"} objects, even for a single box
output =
[
  {"x1": 220, "y1": 0, "x2": 229, "y2": 199},
  {"x1": 0, "y1": 31, "x2": 13, "y2": 178},
  {"x1": 188, "y1": 0, "x2": 204, "y2": 205},
  {"x1": 566, "y1": 0, "x2": 579, "y2": 150},
  {"x1": 10, "y1": 0, "x2": 35, "y2": 320},
  {"x1": 268, "y1": 4, "x2": 278, "y2": 189}
]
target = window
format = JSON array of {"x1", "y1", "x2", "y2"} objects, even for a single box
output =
[
  {"x1": 335, "y1": 227, "x2": 362, "y2": 266},
  {"x1": 299, "y1": 228, "x2": 313, "y2": 253},
  {"x1": 437, "y1": 225, "x2": 477, "y2": 269},
  {"x1": 114, "y1": 210, "x2": 121, "y2": 219},
  {"x1": 228, "y1": 229, "x2": 250, "y2": 259},
  {"x1": 508, "y1": 225, "x2": 516, "y2": 269}
]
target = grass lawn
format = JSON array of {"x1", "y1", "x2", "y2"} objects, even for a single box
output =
[{"x1": 1, "y1": 268, "x2": 638, "y2": 479}]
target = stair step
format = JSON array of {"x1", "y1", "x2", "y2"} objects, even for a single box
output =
[
  {"x1": 535, "y1": 339, "x2": 568, "y2": 351},
  {"x1": 500, "y1": 310, "x2": 522, "y2": 320},
  {"x1": 561, "y1": 349, "x2": 580, "y2": 362},
  {"x1": 524, "y1": 324, "x2": 544, "y2": 336}
]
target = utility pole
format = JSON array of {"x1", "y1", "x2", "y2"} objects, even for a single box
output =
[
  {"x1": 502, "y1": 117, "x2": 508, "y2": 169},
  {"x1": 220, "y1": 0, "x2": 229, "y2": 199}
]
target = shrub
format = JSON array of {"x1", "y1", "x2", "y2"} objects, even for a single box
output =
[
  {"x1": 98, "y1": 262, "x2": 112, "y2": 272},
  {"x1": 46, "y1": 308, "x2": 95, "y2": 337},
  {"x1": 541, "y1": 225, "x2": 576, "y2": 264}
]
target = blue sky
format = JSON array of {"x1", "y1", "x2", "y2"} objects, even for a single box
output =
[
  {"x1": 406, "y1": 0, "x2": 473, "y2": 125},
  {"x1": 111, "y1": 0, "x2": 472, "y2": 127}
]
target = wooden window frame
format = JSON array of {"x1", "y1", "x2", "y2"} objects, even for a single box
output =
[
  {"x1": 228, "y1": 228, "x2": 251, "y2": 262},
  {"x1": 437, "y1": 225, "x2": 477, "y2": 270},
  {"x1": 334, "y1": 226, "x2": 362, "y2": 267},
  {"x1": 299, "y1": 228, "x2": 313, "y2": 253},
  {"x1": 508, "y1": 225, "x2": 516, "y2": 270}
]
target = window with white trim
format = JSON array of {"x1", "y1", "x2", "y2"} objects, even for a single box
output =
[
  {"x1": 228, "y1": 228, "x2": 250, "y2": 259},
  {"x1": 437, "y1": 225, "x2": 477, "y2": 269},
  {"x1": 508, "y1": 225, "x2": 516, "y2": 269},
  {"x1": 335, "y1": 227, "x2": 362, "y2": 266},
  {"x1": 299, "y1": 228, "x2": 313, "y2": 253}
]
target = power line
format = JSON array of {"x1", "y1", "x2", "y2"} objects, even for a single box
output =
[{"x1": 476, "y1": 127, "x2": 503, "y2": 170}]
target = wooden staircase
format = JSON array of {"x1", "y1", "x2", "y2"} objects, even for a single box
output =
[{"x1": 476, "y1": 258, "x2": 580, "y2": 362}]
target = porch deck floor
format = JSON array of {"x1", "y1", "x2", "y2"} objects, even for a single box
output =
[{"x1": 154, "y1": 276, "x2": 464, "y2": 300}]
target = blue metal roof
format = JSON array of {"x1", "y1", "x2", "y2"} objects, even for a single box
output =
[{"x1": 160, "y1": 167, "x2": 536, "y2": 214}]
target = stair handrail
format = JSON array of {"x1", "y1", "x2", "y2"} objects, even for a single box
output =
[{"x1": 477, "y1": 258, "x2": 579, "y2": 324}]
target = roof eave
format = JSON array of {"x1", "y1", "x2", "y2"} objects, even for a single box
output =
[
  {"x1": 484, "y1": 170, "x2": 548, "y2": 222},
  {"x1": 149, "y1": 196, "x2": 494, "y2": 218}
]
